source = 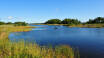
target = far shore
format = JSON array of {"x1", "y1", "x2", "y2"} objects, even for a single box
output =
[
  {"x1": 67, "y1": 24, "x2": 104, "y2": 28},
  {"x1": 32, "y1": 24, "x2": 104, "y2": 28},
  {"x1": 32, "y1": 24, "x2": 67, "y2": 25}
]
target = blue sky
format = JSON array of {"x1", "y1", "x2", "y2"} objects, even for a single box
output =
[{"x1": 0, "y1": 0, "x2": 104, "y2": 23}]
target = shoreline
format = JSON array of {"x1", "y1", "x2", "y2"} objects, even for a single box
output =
[
  {"x1": 33, "y1": 24, "x2": 104, "y2": 28},
  {"x1": 67, "y1": 24, "x2": 104, "y2": 28},
  {"x1": 0, "y1": 25, "x2": 35, "y2": 40},
  {"x1": 32, "y1": 24, "x2": 67, "y2": 26}
]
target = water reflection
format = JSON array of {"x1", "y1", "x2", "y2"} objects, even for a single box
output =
[{"x1": 9, "y1": 25, "x2": 104, "y2": 58}]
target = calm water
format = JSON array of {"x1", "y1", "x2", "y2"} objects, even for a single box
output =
[{"x1": 9, "y1": 25, "x2": 104, "y2": 58}]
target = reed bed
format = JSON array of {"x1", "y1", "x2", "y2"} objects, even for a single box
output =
[{"x1": 0, "y1": 40, "x2": 76, "y2": 58}]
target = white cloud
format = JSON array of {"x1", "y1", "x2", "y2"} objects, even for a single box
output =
[
  {"x1": 7, "y1": 16, "x2": 26, "y2": 20},
  {"x1": 7, "y1": 16, "x2": 14, "y2": 19}
]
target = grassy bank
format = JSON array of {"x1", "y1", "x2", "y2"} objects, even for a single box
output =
[
  {"x1": 0, "y1": 40, "x2": 77, "y2": 58},
  {"x1": 0, "y1": 25, "x2": 35, "y2": 40},
  {"x1": 67, "y1": 24, "x2": 104, "y2": 28},
  {"x1": 0, "y1": 25, "x2": 35, "y2": 32},
  {"x1": 0, "y1": 25, "x2": 79, "y2": 58}
]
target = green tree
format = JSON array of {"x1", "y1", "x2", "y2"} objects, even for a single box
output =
[
  {"x1": 61, "y1": 18, "x2": 72, "y2": 24},
  {"x1": 86, "y1": 19, "x2": 93, "y2": 24},
  {"x1": 6, "y1": 22, "x2": 12, "y2": 24},
  {"x1": 14, "y1": 22, "x2": 28, "y2": 26},
  {"x1": 94, "y1": 17, "x2": 104, "y2": 23},
  {"x1": 62, "y1": 18, "x2": 81, "y2": 24},
  {"x1": 71, "y1": 19, "x2": 81, "y2": 25},
  {"x1": 86, "y1": 17, "x2": 104, "y2": 24},
  {"x1": 45, "y1": 19, "x2": 61, "y2": 24},
  {"x1": 0, "y1": 22, "x2": 5, "y2": 25}
]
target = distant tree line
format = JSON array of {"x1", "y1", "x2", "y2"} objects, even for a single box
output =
[
  {"x1": 45, "y1": 19, "x2": 61, "y2": 24},
  {"x1": 61, "y1": 18, "x2": 81, "y2": 24},
  {"x1": 0, "y1": 21, "x2": 28, "y2": 26},
  {"x1": 14, "y1": 22, "x2": 28, "y2": 26},
  {"x1": 0, "y1": 22, "x2": 5, "y2": 25},
  {"x1": 45, "y1": 17, "x2": 104, "y2": 24},
  {"x1": 45, "y1": 18, "x2": 81, "y2": 25},
  {"x1": 86, "y1": 17, "x2": 104, "y2": 24},
  {"x1": 0, "y1": 17, "x2": 104, "y2": 25}
]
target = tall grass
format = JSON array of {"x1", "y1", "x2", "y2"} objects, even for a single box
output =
[{"x1": 0, "y1": 40, "x2": 77, "y2": 58}]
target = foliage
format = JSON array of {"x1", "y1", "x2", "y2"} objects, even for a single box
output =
[
  {"x1": 62, "y1": 18, "x2": 81, "y2": 24},
  {"x1": 0, "y1": 22, "x2": 5, "y2": 25},
  {"x1": 0, "y1": 40, "x2": 76, "y2": 58},
  {"x1": 6, "y1": 22, "x2": 12, "y2": 24},
  {"x1": 61, "y1": 19, "x2": 71, "y2": 24},
  {"x1": 0, "y1": 21, "x2": 28, "y2": 26},
  {"x1": 14, "y1": 22, "x2": 28, "y2": 26},
  {"x1": 45, "y1": 18, "x2": 81, "y2": 25},
  {"x1": 86, "y1": 17, "x2": 104, "y2": 24},
  {"x1": 45, "y1": 19, "x2": 61, "y2": 24}
]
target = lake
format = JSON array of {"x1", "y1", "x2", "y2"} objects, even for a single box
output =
[{"x1": 9, "y1": 25, "x2": 104, "y2": 58}]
